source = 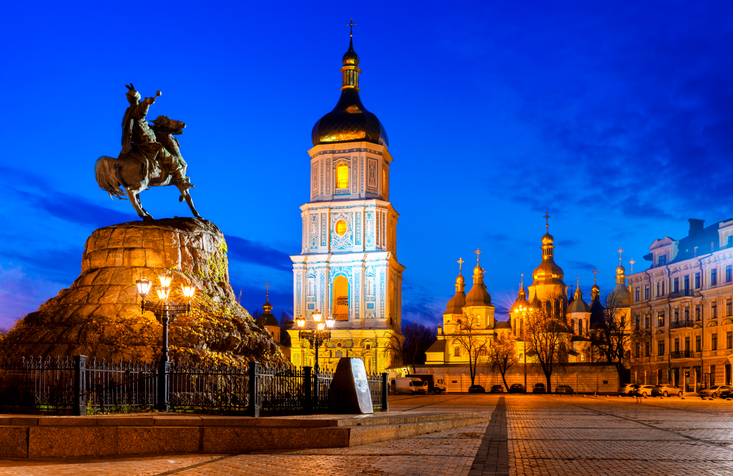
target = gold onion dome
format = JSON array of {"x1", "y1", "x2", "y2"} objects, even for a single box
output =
[
  {"x1": 568, "y1": 282, "x2": 590, "y2": 313},
  {"x1": 466, "y1": 262, "x2": 492, "y2": 307},
  {"x1": 311, "y1": 37, "x2": 389, "y2": 147}
]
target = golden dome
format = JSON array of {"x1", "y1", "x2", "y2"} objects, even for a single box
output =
[
  {"x1": 616, "y1": 264, "x2": 626, "y2": 275},
  {"x1": 456, "y1": 274, "x2": 465, "y2": 285},
  {"x1": 311, "y1": 37, "x2": 389, "y2": 147},
  {"x1": 541, "y1": 233, "x2": 554, "y2": 245}
]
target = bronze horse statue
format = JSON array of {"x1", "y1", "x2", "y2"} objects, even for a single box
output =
[{"x1": 94, "y1": 116, "x2": 202, "y2": 221}]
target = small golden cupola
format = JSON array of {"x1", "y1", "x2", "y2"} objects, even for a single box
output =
[
  {"x1": 510, "y1": 275, "x2": 530, "y2": 313},
  {"x1": 445, "y1": 258, "x2": 467, "y2": 314},
  {"x1": 609, "y1": 248, "x2": 632, "y2": 307},
  {"x1": 311, "y1": 26, "x2": 388, "y2": 147},
  {"x1": 465, "y1": 249, "x2": 492, "y2": 307},
  {"x1": 568, "y1": 276, "x2": 591, "y2": 313}
]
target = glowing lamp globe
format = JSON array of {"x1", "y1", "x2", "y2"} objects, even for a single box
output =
[
  {"x1": 159, "y1": 274, "x2": 173, "y2": 288},
  {"x1": 296, "y1": 317, "x2": 306, "y2": 328},
  {"x1": 181, "y1": 285, "x2": 196, "y2": 299},
  {"x1": 312, "y1": 311, "x2": 322, "y2": 322},
  {"x1": 156, "y1": 288, "x2": 170, "y2": 300},
  {"x1": 136, "y1": 278, "x2": 152, "y2": 298},
  {"x1": 325, "y1": 316, "x2": 335, "y2": 328},
  {"x1": 317, "y1": 322, "x2": 325, "y2": 331}
]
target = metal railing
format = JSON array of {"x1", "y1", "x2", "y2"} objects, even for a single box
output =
[
  {"x1": 0, "y1": 356, "x2": 388, "y2": 416},
  {"x1": 670, "y1": 320, "x2": 695, "y2": 329}
]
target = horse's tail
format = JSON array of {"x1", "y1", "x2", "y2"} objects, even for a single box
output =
[{"x1": 94, "y1": 156, "x2": 127, "y2": 200}]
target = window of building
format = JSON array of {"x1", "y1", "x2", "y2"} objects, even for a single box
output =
[
  {"x1": 657, "y1": 312, "x2": 665, "y2": 327},
  {"x1": 685, "y1": 307, "x2": 689, "y2": 321},
  {"x1": 335, "y1": 220, "x2": 348, "y2": 236},
  {"x1": 712, "y1": 333, "x2": 718, "y2": 351},
  {"x1": 728, "y1": 299, "x2": 732, "y2": 316},
  {"x1": 658, "y1": 254, "x2": 667, "y2": 266},
  {"x1": 674, "y1": 338, "x2": 680, "y2": 353},
  {"x1": 634, "y1": 343, "x2": 640, "y2": 359},
  {"x1": 712, "y1": 301, "x2": 718, "y2": 319},
  {"x1": 635, "y1": 315, "x2": 640, "y2": 331},
  {"x1": 645, "y1": 342, "x2": 650, "y2": 357},
  {"x1": 658, "y1": 340, "x2": 665, "y2": 356},
  {"x1": 729, "y1": 236, "x2": 733, "y2": 247},
  {"x1": 336, "y1": 163, "x2": 349, "y2": 189},
  {"x1": 635, "y1": 287, "x2": 640, "y2": 302},
  {"x1": 662, "y1": 281, "x2": 666, "y2": 295},
  {"x1": 696, "y1": 305, "x2": 701, "y2": 321},
  {"x1": 674, "y1": 309, "x2": 679, "y2": 323},
  {"x1": 645, "y1": 285, "x2": 650, "y2": 299},
  {"x1": 712, "y1": 268, "x2": 718, "y2": 286},
  {"x1": 695, "y1": 272, "x2": 701, "y2": 288},
  {"x1": 645, "y1": 315, "x2": 650, "y2": 329},
  {"x1": 684, "y1": 275, "x2": 690, "y2": 292},
  {"x1": 727, "y1": 332, "x2": 732, "y2": 349},
  {"x1": 454, "y1": 347, "x2": 461, "y2": 357},
  {"x1": 657, "y1": 282, "x2": 661, "y2": 297},
  {"x1": 727, "y1": 265, "x2": 732, "y2": 283},
  {"x1": 685, "y1": 336, "x2": 690, "y2": 351},
  {"x1": 696, "y1": 335, "x2": 702, "y2": 353},
  {"x1": 674, "y1": 278, "x2": 679, "y2": 293}
]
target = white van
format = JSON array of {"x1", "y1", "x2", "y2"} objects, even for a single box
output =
[{"x1": 395, "y1": 377, "x2": 428, "y2": 395}]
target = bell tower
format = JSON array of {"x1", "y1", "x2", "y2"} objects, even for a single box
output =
[{"x1": 289, "y1": 27, "x2": 405, "y2": 374}]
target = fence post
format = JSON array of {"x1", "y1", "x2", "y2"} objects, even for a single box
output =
[
  {"x1": 248, "y1": 362, "x2": 260, "y2": 417},
  {"x1": 73, "y1": 355, "x2": 87, "y2": 416},
  {"x1": 304, "y1": 366, "x2": 312, "y2": 414},
  {"x1": 381, "y1": 372, "x2": 389, "y2": 412}
]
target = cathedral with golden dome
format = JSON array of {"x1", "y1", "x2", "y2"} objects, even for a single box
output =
[
  {"x1": 288, "y1": 29, "x2": 404, "y2": 374},
  {"x1": 426, "y1": 216, "x2": 632, "y2": 372}
]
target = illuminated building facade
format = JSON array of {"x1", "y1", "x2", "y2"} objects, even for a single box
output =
[
  {"x1": 288, "y1": 34, "x2": 405, "y2": 374},
  {"x1": 628, "y1": 217, "x2": 733, "y2": 391}
]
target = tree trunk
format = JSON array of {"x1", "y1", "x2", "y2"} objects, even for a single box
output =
[{"x1": 545, "y1": 371, "x2": 552, "y2": 393}]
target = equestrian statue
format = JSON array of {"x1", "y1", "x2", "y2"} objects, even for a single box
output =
[{"x1": 95, "y1": 84, "x2": 203, "y2": 221}]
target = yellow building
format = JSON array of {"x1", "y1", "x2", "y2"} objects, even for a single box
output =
[{"x1": 288, "y1": 33, "x2": 404, "y2": 374}]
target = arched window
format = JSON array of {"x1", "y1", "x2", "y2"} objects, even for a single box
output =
[
  {"x1": 454, "y1": 347, "x2": 461, "y2": 357},
  {"x1": 336, "y1": 163, "x2": 349, "y2": 189}
]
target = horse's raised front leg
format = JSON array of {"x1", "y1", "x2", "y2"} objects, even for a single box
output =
[
  {"x1": 126, "y1": 187, "x2": 154, "y2": 221},
  {"x1": 177, "y1": 186, "x2": 203, "y2": 220}
]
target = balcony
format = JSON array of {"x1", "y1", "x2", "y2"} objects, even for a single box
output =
[
  {"x1": 670, "y1": 350, "x2": 700, "y2": 359},
  {"x1": 669, "y1": 289, "x2": 696, "y2": 299},
  {"x1": 670, "y1": 320, "x2": 695, "y2": 329}
]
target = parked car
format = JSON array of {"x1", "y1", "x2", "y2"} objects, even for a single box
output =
[
  {"x1": 699, "y1": 385, "x2": 733, "y2": 398},
  {"x1": 490, "y1": 385, "x2": 505, "y2": 393},
  {"x1": 509, "y1": 383, "x2": 526, "y2": 393},
  {"x1": 468, "y1": 384, "x2": 486, "y2": 393},
  {"x1": 619, "y1": 383, "x2": 637, "y2": 395},
  {"x1": 555, "y1": 385, "x2": 573, "y2": 394},
  {"x1": 634, "y1": 385, "x2": 655, "y2": 397},
  {"x1": 434, "y1": 378, "x2": 448, "y2": 394},
  {"x1": 652, "y1": 384, "x2": 683, "y2": 397},
  {"x1": 532, "y1": 383, "x2": 547, "y2": 394}
]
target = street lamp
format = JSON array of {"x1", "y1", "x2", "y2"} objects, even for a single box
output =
[
  {"x1": 136, "y1": 273, "x2": 196, "y2": 411},
  {"x1": 296, "y1": 310, "x2": 335, "y2": 373},
  {"x1": 513, "y1": 305, "x2": 533, "y2": 393}
]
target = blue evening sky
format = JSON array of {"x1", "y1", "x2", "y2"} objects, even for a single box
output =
[{"x1": 1, "y1": 1, "x2": 732, "y2": 330}]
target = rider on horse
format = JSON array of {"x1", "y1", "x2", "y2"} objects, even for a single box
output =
[{"x1": 120, "y1": 84, "x2": 192, "y2": 188}]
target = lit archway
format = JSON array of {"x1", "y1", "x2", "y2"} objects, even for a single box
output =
[{"x1": 332, "y1": 275, "x2": 349, "y2": 321}]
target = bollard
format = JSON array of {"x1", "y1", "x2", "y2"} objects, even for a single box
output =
[
  {"x1": 381, "y1": 373, "x2": 389, "y2": 412},
  {"x1": 304, "y1": 366, "x2": 313, "y2": 414}
]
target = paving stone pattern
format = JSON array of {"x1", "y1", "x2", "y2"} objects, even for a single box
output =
[{"x1": 6, "y1": 395, "x2": 733, "y2": 474}]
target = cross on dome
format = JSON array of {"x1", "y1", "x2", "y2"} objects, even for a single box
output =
[
  {"x1": 617, "y1": 247, "x2": 624, "y2": 264},
  {"x1": 543, "y1": 212, "x2": 551, "y2": 231},
  {"x1": 475, "y1": 248, "x2": 481, "y2": 265},
  {"x1": 457, "y1": 257, "x2": 464, "y2": 273},
  {"x1": 265, "y1": 281, "x2": 270, "y2": 298},
  {"x1": 592, "y1": 268, "x2": 598, "y2": 283},
  {"x1": 347, "y1": 18, "x2": 357, "y2": 37},
  {"x1": 629, "y1": 258, "x2": 635, "y2": 273}
]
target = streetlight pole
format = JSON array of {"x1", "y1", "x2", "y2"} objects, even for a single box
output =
[
  {"x1": 136, "y1": 274, "x2": 196, "y2": 412},
  {"x1": 296, "y1": 310, "x2": 335, "y2": 404},
  {"x1": 514, "y1": 305, "x2": 533, "y2": 393}
]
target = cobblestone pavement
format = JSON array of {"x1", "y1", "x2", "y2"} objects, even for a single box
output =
[{"x1": 5, "y1": 394, "x2": 733, "y2": 475}]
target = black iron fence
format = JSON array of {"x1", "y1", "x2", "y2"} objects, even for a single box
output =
[{"x1": 0, "y1": 356, "x2": 388, "y2": 416}]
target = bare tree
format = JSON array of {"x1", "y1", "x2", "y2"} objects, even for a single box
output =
[
  {"x1": 385, "y1": 321, "x2": 436, "y2": 373},
  {"x1": 590, "y1": 294, "x2": 632, "y2": 382},
  {"x1": 488, "y1": 332, "x2": 518, "y2": 391},
  {"x1": 525, "y1": 299, "x2": 570, "y2": 392},
  {"x1": 453, "y1": 311, "x2": 491, "y2": 387}
]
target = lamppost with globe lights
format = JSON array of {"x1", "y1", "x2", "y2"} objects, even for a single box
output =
[
  {"x1": 136, "y1": 273, "x2": 196, "y2": 411},
  {"x1": 296, "y1": 311, "x2": 335, "y2": 373},
  {"x1": 513, "y1": 304, "x2": 533, "y2": 393}
]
